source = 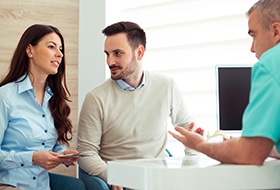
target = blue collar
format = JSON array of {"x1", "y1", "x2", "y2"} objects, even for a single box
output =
[{"x1": 115, "y1": 71, "x2": 146, "y2": 91}]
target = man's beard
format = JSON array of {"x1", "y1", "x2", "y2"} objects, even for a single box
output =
[{"x1": 110, "y1": 55, "x2": 137, "y2": 80}]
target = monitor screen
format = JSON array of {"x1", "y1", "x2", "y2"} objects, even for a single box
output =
[{"x1": 216, "y1": 65, "x2": 252, "y2": 132}]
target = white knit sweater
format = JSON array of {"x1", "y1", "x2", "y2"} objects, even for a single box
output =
[{"x1": 77, "y1": 71, "x2": 193, "y2": 181}]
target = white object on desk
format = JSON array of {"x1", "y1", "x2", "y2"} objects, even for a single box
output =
[{"x1": 108, "y1": 154, "x2": 280, "y2": 190}]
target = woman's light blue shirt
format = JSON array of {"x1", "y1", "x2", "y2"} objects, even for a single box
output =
[
  {"x1": 242, "y1": 43, "x2": 280, "y2": 153},
  {"x1": 0, "y1": 75, "x2": 66, "y2": 190}
]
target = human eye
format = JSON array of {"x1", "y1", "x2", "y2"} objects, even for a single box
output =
[
  {"x1": 248, "y1": 31, "x2": 255, "y2": 38},
  {"x1": 114, "y1": 51, "x2": 123, "y2": 57},
  {"x1": 104, "y1": 51, "x2": 109, "y2": 57},
  {"x1": 48, "y1": 44, "x2": 55, "y2": 49}
]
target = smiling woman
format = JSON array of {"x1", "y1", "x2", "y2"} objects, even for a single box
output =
[
  {"x1": 0, "y1": 0, "x2": 79, "y2": 178},
  {"x1": 0, "y1": 24, "x2": 85, "y2": 190},
  {"x1": 27, "y1": 32, "x2": 64, "y2": 81}
]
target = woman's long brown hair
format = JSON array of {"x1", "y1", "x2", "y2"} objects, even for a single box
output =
[{"x1": 0, "y1": 24, "x2": 73, "y2": 146}]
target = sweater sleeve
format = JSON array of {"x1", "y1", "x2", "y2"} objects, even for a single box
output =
[
  {"x1": 169, "y1": 78, "x2": 194, "y2": 127},
  {"x1": 169, "y1": 78, "x2": 198, "y2": 156},
  {"x1": 77, "y1": 92, "x2": 108, "y2": 181}
]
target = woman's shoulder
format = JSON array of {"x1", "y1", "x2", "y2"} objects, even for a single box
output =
[
  {"x1": 0, "y1": 82, "x2": 18, "y2": 99},
  {"x1": 0, "y1": 81, "x2": 17, "y2": 92}
]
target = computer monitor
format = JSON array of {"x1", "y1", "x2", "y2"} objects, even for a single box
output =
[{"x1": 216, "y1": 65, "x2": 252, "y2": 133}]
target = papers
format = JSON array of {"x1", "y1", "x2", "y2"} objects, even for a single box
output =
[{"x1": 58, "y1": 153, "x2": 94, "y2": 158}]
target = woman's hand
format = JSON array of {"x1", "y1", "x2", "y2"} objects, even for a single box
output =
[
  {"x1": 58, "y1": 150, "x2": 80, "y2": 166},
  {"x1": 32, "y1": 150, "x2": 79, "y2": 170},
  {"x1": 32, "y1": 151, "x2": 63, "y2": 170}
]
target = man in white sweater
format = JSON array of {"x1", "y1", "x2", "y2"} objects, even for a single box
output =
[{"x1": 77, "y1": 21, "x2": 199, "y2": 190}]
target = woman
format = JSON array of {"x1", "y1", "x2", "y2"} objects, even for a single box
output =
[{"x1": 0, "y1": 24, "x2": 85, "y2": 190}]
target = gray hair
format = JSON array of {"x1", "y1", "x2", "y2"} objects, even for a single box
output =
[{"x1": 247, "y1": 0, "x2": 280, "y2": 31}]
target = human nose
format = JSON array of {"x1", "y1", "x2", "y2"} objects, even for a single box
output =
[
  {"x1": 56, "y1": 49, "x2": 63, "y2": 58},
  {"x1": 250, "y1": 41, "x2": 255, "y2": 53},
  {"x1": 107, "y1": 55, "x2": 115, "y2": 66}
]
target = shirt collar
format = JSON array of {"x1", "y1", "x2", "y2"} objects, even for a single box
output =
[
  {"x1": 17, "y1": 75, "x2": 53, "y2": 97},
  {"x1": 17, "y1": 75, "x2": 34, "y2": 94},
  {"x1": 116, "y1": 71, "x2": 146, "y2": 91}
]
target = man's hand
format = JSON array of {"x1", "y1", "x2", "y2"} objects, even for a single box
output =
[
  {"x1": 186, "y1": 122, "x2": 204, "y2": 136},
  {"x1": 169, "y1": 122, "x2": 206, "y2": 151},
  {"x1": 111, "y1": 185, "x2": 123, "y2": 190},
  {"x1": 270, "y1": 146, "x2": 280, "y2": 159}
]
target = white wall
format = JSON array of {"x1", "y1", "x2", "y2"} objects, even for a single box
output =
[{"x1": 78, "y1": 0, "x2": 107, "y2": 112}]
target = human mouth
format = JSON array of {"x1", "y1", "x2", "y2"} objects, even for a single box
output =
[
  {"x1": 110, "y1": 68, "x2": 118, "y2": 73},
  {"x1": 51, "y1": 61, "x2": 60, "y2": 67},
  {"x1": 110, "y1": 66, "x2": 121, "y2": 73}
]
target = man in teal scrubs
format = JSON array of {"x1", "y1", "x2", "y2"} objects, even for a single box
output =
[{"x1": 169, "y1": 0, "x2": 280, "y2": 165}]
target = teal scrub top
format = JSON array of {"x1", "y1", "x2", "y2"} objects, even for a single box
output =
[{"x1": 242, "y1": 43, "x2": 280, "y2": 153}]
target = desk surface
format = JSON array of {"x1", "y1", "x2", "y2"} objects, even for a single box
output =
[{"x1": 108, "y1": 154, "x2": 280, "y2": 190}]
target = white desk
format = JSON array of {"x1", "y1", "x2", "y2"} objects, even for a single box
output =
[{"x1": 108, "y1": 154, "x2": 280, "y2": 190}]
